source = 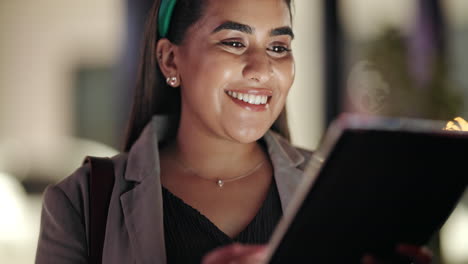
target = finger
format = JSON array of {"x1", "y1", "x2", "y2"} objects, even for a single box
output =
[
  {"x1": 202, "y1": 243, "x2": 244, "y2": 264},
  {"x1": 396, "y1": 244, "x2": 433, "y2": 264},
  {"x1": 202, "y1": 244, "x2": 249, "y2": 264},
  {"x1": 361, "y1": 254, "x2": 381, "y2": 264},
  {"x1": 234, "y1": 249, "x2": 269, "y2": 264},
  {"x1": 455, "y1": 117, "x2": 468, "y2": 131},
  {"x1": 201, "y1": 244, "x2": 267, "y2": 264},
  {"x1": 445, "y1": 121, "x2": 458, "y2": 130}
]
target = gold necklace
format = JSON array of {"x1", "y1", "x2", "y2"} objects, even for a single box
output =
[{"x1": 173, "y1": 158, "x2": 265, "y2": 188}]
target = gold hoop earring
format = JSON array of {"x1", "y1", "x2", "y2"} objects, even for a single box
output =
[{"x1": 166, "y1": 76, "x2": 178, "y2": 87}]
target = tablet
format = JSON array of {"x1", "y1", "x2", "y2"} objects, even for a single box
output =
[{"x1": 266, "y1": 114, "x2": 468, "y2": 263}]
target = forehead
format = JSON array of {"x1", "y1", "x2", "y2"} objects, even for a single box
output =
[{"x1": 196, "y1": 0, "x2": 291, "y2": 33}]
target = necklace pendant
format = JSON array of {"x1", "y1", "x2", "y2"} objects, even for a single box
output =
[{"x1": 217, "y1": 179, "x2": 224, "y2": 187}]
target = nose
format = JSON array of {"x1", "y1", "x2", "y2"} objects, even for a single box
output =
[{"x1": 242, "y1": 48, "x2": 273, "y2": 84}]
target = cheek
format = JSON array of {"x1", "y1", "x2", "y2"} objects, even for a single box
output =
[
  {"x1": 192, "y1": 51, "x2": 242, "y2": 90},
  {"x1": 180, "y1": 50, "x2": 241, "y2": 109},
  {"x1": 275, "y1": 59, "x2": 295, "y2": 95}
]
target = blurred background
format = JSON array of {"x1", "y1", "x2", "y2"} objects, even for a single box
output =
[{"x1": 0, "y1": 0, "x2": 467, "y2": 263}]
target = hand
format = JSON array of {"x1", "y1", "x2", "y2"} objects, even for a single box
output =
[
  {"x1": 444, "y1": 117, "x2": 468, "y2": 131},
  {"x1": 201, "y1": 243, "x2": 268, "y2": 264},
  {"x1": 362, "y1": 244, "x2": 433, "y2": 264}
]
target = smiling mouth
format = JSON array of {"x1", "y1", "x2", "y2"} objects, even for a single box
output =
[{"x1": 226, "y1": 91, "x2": 271, "y2": 105}]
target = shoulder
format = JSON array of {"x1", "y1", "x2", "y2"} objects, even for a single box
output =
[
  {"x1": 37, "y1": 153, "x2": 130, "y2": 263},
  {"x1": 44, "y1": 153, "x2": 129, "y2": 219}
]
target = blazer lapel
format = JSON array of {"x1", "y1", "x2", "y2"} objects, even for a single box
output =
[
  {"x1": 120, "y1": 119, "x2": 167, "y2": 264},
  {"x1": 263, "y1": 131, "x2": 307, "y2": 212}
]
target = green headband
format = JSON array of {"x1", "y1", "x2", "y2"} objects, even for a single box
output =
[{"x1": 158, "y1": 0, "x2": 177, "y2": 38}]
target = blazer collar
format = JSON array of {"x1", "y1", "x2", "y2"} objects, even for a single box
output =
[
  {"x1": 120, "y1": 116, "x2": 168, "y2": 263},
  {"x1": 263, "y1": 130, "x2": 307, "y2": 211},
  {"x1": 124, "y1": 115, "x2": 169, "y2": 183},
  {"x1": 263, "y1": 130, "x2": 305, "y2": 167}
]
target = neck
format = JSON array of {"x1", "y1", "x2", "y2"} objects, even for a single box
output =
[{"x1": 170, "y1": 116, "x2": 267, "y2": 181}]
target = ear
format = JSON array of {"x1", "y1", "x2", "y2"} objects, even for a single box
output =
[{"x1": 156, "y1": 39, "x2": 181, "y2": 87}]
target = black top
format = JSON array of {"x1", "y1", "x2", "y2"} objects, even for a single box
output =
[{"x1": 162, "y1": 179, "x2": 283, "y2": 264}]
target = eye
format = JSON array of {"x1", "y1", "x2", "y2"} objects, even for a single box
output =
[
  {"x1": 267, "y1": 45, "x2": 291, "y2": 54},
  {"x1": 220, "y1": 41, "x2": 246, "y2": 48}
]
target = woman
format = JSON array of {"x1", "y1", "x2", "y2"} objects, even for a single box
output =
[{"x1": 36, "y1": 0, "x2": 432, "y2": 263}]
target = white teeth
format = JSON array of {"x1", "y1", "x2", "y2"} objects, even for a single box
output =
[
  {"x1": 248, "y1": 94, "x2": 255, "y2": 104},
  {"x1": 226, "y1": 91, "x2": 270, "y2": 105},
  {"x1": 254, "y1": 95, "x2": 262, "y2": 105}
]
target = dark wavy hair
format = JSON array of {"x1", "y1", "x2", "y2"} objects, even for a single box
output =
[{"x1": 124, "y1": 0, "x2": 294, "y2": 151}]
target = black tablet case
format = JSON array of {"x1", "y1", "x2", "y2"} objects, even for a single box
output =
[{"x1": 269, "y1": 128, "x2": 468, "y2": 263}]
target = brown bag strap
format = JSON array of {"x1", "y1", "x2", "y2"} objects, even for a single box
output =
[{"x1": 84, "y1": 156, "x2": 115, "y2": 264}]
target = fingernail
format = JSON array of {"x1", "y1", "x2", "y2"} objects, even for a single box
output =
[{"x1": 361, "y1": 254, "x2": 376, "y2": 264}]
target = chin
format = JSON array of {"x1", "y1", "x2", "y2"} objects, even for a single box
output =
[{"x1": 227, "y1": 126, "x2": 269, "y2": 144}]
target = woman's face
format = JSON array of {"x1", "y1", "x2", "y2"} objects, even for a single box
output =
[{"x1": 174, "y1": 0, "x2": 294, "y2": 143}]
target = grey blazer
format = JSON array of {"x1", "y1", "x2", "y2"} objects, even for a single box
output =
[{"x1": 35, "y1": 116, "x2": 312, "y2": 264}]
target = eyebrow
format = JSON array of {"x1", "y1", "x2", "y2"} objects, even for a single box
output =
[
  {"x1": 213, "y1": 21, "x2": 253, "y2": 34},
  {"x1": 212, "y1": 21, "x2": 294, "y2": 39},
  {"x1": 270, "y1": 26, "x2": 294, "y2": 39}
]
